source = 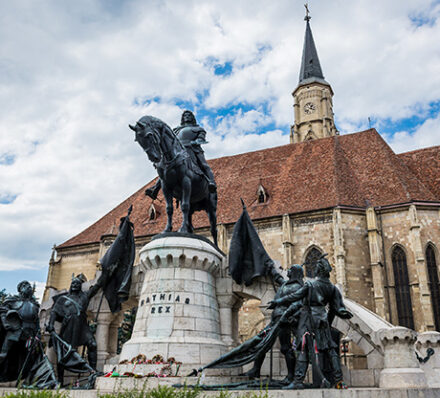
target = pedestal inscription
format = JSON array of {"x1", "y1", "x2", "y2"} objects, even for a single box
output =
[{"x1": 119, "y1": 235, "x2": 226, "y2": 370}]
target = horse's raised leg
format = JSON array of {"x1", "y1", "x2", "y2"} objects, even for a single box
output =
[
  {"x1": 178, "y1": 176, "x2": 192, "y2": 233},
  {"x1": 162, "y1": 185, "x2": 173, "y2": 233}
]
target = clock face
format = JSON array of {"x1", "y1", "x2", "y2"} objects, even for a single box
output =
[{"x1": 304, "y1": 102, "x2": 316, "y2": 114}]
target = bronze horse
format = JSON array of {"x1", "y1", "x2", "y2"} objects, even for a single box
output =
[{"x1": 129, "y1": 115, "x2": 218, "y2": 245}]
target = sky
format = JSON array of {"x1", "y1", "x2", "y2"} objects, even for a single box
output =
[{"x1": 1, "y1": 0, "x2": 439, "y2": 299}]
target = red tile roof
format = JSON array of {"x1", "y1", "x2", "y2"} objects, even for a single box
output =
[
  {"x1": 398, "y1": 146, "x2": 440, "y2": 200},
  {"x1": 58, "y1": 129, "x2": 440, "y2": 249}
]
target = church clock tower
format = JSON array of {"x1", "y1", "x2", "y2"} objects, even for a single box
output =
[{"x1": 290, "y1": 7, "x2": 337, "y2": 143}]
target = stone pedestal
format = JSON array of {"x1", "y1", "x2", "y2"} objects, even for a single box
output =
[
  {"x1": 416, "y1": 331, "x2": 440, "y2": 388},
  {"x1": 119, "y1": 235, "x2": 226, "y2": 371},
  {"x1": 378, "y1": 327, "x2": 427, "y2": 388}
]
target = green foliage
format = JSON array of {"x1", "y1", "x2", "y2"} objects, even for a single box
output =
[
  {"x1": 3, "y1": 390, "x2": 66, "y2": 398},
  {"x1": 99, "y1": 384, "x2": 201, "y2": 398},
  {"x1": 241, "y1": 390, "x2": 269, "y2": 398},
  {"x1": 97, "y1": 384, "x2": 274, "y2": 398},
  {"x1": 214, "y1": 390, "x2": 231, "y2": 398},
  {"x1": 117, "y1": 307, "x2": 137, "y2": 354},
  {"x1": 0, "y1": 288, "x2": 7, "y2": 304}
]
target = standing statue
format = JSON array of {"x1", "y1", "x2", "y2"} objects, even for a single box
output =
[
  {"x1": 129, "y1": 114, "x2": 218, "y2": 245},
  {"x1": 46, "y1": 276, "x2": 100, "y2": 383},
  {"x1": 0, "y1": 281, "x2": 40, "y2": 382},
  {"x1": 243, "y1": 264, "x2": 304, "y2": 384},
  {"x1": 269, "y1": 254, "x2": 353, "y2": 389},
  {"x1": 187, "y1": 205, "x2": 304, "y2": 386}
]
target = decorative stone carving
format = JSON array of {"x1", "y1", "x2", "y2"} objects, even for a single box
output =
[
  {"x1": 416, "y1": 331, "x2": 440, "y2": 388},
  {"x1": 378, "y1": 327, "x2": 427, "y2": 388}
]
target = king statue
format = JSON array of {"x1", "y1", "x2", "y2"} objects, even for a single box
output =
[{"x1": 145, "y1": 110, "x2": 217, "y2": 200}]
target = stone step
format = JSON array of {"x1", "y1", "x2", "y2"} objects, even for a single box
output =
[
  {"x1": 2, "y1": 386, "x2": 440, "y2": 398},
  {"x1": 95, "y1": 375, "x2": 246, "y2": 392}
]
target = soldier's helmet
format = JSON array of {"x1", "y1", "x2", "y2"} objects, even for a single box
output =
[
  {"x1": 287, "y1": 264, "x2": 304, "y2": 282},
  {"x1": 315, "y1": 254, "x2": 332, "y2": 277},
  {"x1": 17, "y1": 280, "x2": 31, "y2": 293}
]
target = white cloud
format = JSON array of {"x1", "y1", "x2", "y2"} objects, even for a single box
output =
[
  {"x1": 385, "y1": 113, "x2": 440, "y2": 153},
  {"x1": 0, "y1": 0, "x2": 439, "y2": 289},
  {"x1": 31, "y1": 281, "x2": 46, "y2": 303}
]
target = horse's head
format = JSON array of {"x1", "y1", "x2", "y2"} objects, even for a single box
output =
[{"x1": 129, "y1": 116, "x2": 162, "y2": 163}]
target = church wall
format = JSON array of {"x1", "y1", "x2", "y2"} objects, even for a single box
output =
[
  {"x1": 341, "y1": 211, "x2": 374, "y2": 310},
  {"x1": 253, "y1": 219, "x2": 285, "y2": 266},
  {"x1": 291, "y1": 211, "x2": 334, "y2": 276},
  {"x1": 43, "y1": 246, "x2": 100, "y2": 301},
  {"x1": 416, "y1": 207, "x2": 440, "y2": 330},
  {"x1": 418, "y1": 208, "x2": 440, "y2": 252},
  {"x1": 380, "y1": 207, "x2": 426, "y2": 331}
]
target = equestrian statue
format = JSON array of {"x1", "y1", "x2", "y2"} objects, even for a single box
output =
[{"x1": 129, "y1": 111, "x2": 218, "y2": 245}]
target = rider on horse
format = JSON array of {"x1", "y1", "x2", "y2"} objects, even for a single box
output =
[{"x1": 145, "y1": 110, "x2": 216, "y2": 199}]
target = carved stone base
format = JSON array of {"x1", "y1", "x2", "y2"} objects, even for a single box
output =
[{"x1": 119, "y1": 235, "x2": 227, "y2": 369}]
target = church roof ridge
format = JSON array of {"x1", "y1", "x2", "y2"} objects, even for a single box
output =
[{"x1": 397, "y1": 144, "x2": 440, "y2": 156}]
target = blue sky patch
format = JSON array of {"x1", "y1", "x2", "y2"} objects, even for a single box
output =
[
  {"x1": 0, "y1": 193, "x2": 18, "y2": 204},
  {"x1": 375, "y1": 100, "x2": 440, "y2": 135},
  {"x1": 0, "y1": 268, "x2": 48, "y2": 295},
  {"x1": 0, "y1": 153, "x2": 16, "y2": 165},
  {"x1": 214, "y1": 61, "x2": 233, "y2": 76}
]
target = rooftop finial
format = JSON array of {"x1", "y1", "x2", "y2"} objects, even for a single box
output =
[{"x1": 304, "y1": 3, "x2": 311, "y2": 22}]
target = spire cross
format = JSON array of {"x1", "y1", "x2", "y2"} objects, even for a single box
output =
[{"x1": 304, "y1": 3, "x2": 311, "y2": 22}]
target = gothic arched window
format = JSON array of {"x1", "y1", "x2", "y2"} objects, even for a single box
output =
[
  {"x1": 304, "y1": 247, "x2": 322, "y2": 278},
  {"x1": 426, "y1": 244, "x2": 440, "y2": 331},
  {"x1": 392, "y1": 246, "x2": 414, "y2": 329}
]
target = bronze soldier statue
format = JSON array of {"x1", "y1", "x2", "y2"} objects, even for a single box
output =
[
  {"x1": 46, "y1": 276, "x2": 100, "y2": 382},
  {"x1": 269, "y1": 255, "x2": 353, "y2": 389},
  {"x1": 243, "y1": 264, "x2": 304, "y2": 384},
  {"x1": 145, "y1": 110, "x2": 216, "y2": 199},
  {"x1": 0, "y1": 281, "x2": 40, "y2": 381}
]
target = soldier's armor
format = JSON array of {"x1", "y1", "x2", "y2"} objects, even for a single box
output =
[
  {"x1": 2, "y1": 298, "x2": 39, "y2": 339},
  {"x1": 272, "y1": 281, "x2": 303, "y2": 320},
  {"x1": 61, "y1": 292, "x2": 88, "y2": 317},
  {"x1": 176, "y1": 125, "x2": 206, "y2": 153}
]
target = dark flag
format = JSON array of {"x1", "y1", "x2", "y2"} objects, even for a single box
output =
[
  {"x1": 50, "y1": 332, "x2": 94, "y2": 374},
  {"x1": 228, "y1": 200, "x2": 274, "y2": 286},
  {"x1": 97, "y1": 206, "x2": 135, "y2": 313},
  {"x1": 195, "y1": 321, "x2": 280, "y2": 373},
  {"x1": 20, "y1": 348, "x2": 59, "y2": 389}
]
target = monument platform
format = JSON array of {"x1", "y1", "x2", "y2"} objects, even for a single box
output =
[{"x1": 1, "y1": 385, "x2": 440, "y2": 398}]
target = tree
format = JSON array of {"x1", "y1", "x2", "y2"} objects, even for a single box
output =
[{"x1": 0, "y1": 288, "x2": 7, "y2": 305}]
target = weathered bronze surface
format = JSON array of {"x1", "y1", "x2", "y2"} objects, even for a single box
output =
[
  {"x1": 47, "y1": 276, "x2": 100, "y2": 382},
  {"x1": 129, "y1": 112, "x2": 218, "y2": 245},
  {"x1": 0, "y1": 281, "x2": 40, "y2": 382},
  {"x1": 269, "y1": 254, "x2": 353, "y2": 389}
]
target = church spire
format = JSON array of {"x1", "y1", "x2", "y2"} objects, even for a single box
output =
[
  {"x1": 290, "y1": 4, "x2": 337, "y2": 144},
  {"x1": 298, "y1": 6, "x2": 326, "y2": 84}
]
